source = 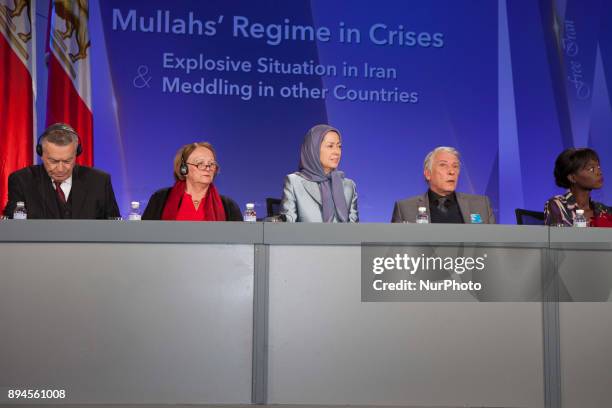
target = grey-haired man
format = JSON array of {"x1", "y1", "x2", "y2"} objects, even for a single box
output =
[
  {"x1": 3, "y1": 123, "x2": 120, "y2": 219},
  {"x1": 391, "y1": 146, "x2": 495, "y2": 224}
]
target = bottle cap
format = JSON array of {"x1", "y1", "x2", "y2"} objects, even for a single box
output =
[
  {"x1": 576, "y1": 209, "x2": 584, "y2": 215},
  {"x1": 418, "y1": 206, "x2": 426, "y2": 212},
  {"x1": 131, "y1": 201, "x2": 140, "y2": 209},
  {"x1": 16, "y1": 201, "x2": 25, "y2": 206},
  {"x1": 246, "y1": 203, "x2": 255, "y2": 209}
]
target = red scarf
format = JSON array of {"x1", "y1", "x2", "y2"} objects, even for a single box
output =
[{"x1": 161, "y1": 180, "x2": 226, "y2": 221}]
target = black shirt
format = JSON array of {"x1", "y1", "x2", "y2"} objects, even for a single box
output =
[{"x1": 428, "y1": 190, "x2": 464, "y2": 224}]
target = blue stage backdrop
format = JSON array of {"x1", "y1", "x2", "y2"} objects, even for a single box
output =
[{"x1": 68, "y1": 0, "x2": 611, "y2": 222}]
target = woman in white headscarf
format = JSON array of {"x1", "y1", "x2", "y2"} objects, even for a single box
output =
[{"x1": 280, "y1": 124, "x2": 358, "y2": 223}]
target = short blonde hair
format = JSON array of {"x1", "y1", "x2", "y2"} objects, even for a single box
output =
[{"x1": 173, "y1": 142, "x2": 219, "y2": 181}]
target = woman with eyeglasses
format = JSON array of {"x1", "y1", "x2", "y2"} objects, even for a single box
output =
[
  {"x1": 142, "y1": 142, "x2": 242, "y2": 221},
  {"x1": 280, "y1": 124, "x2": 359, "y2": 222},
  {"x1": 544, "y1": 147, "x2": 609, "y2": 226}
]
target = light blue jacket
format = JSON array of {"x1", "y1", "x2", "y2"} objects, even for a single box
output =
[{"x1": 280, "y1": 173, "x2": 359, "y2": 223}]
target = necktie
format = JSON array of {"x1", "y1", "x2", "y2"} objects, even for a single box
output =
[
  {"x1": 54, "y1": 181, "x2": 66, "y2": 204},
  {"x1": 437, "y1": 197, "x2": 448, "y2": 213}
]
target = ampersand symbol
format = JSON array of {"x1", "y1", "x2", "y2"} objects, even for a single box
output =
[{"x1": 133, "y1": 65, "x2": 152, "y2": 89}]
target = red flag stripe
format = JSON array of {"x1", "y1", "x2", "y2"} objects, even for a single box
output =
[
  {"x1": 0, "y1": 33, "x2": 33, "y2": 210},
  {"x1": 45, "y1": 0, "x2": 93, "y2": 167},
  {"x1": 45, "y1": 54, "x2": 93, "y2": 165}
]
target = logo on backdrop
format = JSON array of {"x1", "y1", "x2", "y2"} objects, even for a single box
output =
[
  {"x1": 51, "y1": 0, "x2": 90, "y2": 78},
  {"x1": 0, "y1": 0, "x2": 33, "y2": 60}
]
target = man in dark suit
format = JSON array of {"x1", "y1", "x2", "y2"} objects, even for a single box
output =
[
  {"x1": 3, "y1": 123, "x2": 120, "y2": 219},
  {"x1": 391, "y1": 146, "x2": 495, "y2": 224}
]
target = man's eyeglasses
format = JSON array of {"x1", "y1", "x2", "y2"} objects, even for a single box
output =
[{"x1": 187, "y1": 161, "x2": 218, "y2": 171}]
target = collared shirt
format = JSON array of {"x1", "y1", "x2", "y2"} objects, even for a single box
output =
[
  {"x1": 428, "y1": 189, "x2": 464, "y2": 224},
  {"x1": 544, "y1": 190, "x2": 610, "y2": 226},
  {"x1": 176, "y1": 192, "x2": 205, "y2": 221},
  {"x1": 51, "y1": 176, "x2": 72, "y2": 200}
]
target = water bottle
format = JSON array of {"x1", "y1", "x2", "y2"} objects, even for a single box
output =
[
  {"x1": 128, "y1": 201, "x2": 141, "y2": 221},
  {"x1": 13, "y1": 201, "x2": 27, "y2": 220},
  {"x1": 244, "y1": 203, "x2": 256, "y2": 222},
  {"x1": 416, "y1": 206, "x2": 429, "y2": 224},
  {"x1": 573, "y1": 209, "x2": 587, "y2": 227}
]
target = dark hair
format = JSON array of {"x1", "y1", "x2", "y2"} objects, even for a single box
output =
[{"x1": 554, "y1": 148, "x2": 600, "y2": 188}]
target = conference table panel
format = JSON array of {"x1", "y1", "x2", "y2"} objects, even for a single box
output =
[
  {"x1": 0, "y1": 221, "x2": 256, "y2": 405},
  {"x1": 1, "y1": 221, "x2": 611, "y2": 407},
  {"x1": 550, "y1": 228, "x2": 612, "y2": 407},
  {"x1": 266, "y1": 224, "x2": 546, "y2": 407}
]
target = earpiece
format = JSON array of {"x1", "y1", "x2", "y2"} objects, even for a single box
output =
[{"x1": 179, "y1": 154, "x2": 188, "y2": 176}]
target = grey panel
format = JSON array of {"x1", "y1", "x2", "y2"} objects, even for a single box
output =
[
  {"x1": 550, "y1": 227, "x2": 612, "y2": 249},
  {"x1": 252, "y1": 245, "x2": 269, "y2": 404},
  {"x1": 0, "y1": 243, "x2": 254, "y2": 404},
  {"x1": 263, "y1": 223, "x2": 548, "y2": 245},
  {"x1": 559, "y1": 303, "x2": 612, "y2": 408},
  {"x1": 267, "y1": 246, "x2": 544, "y2": 407},
  {"x1": 3, "y1": 222, "x2": 611, "y2": 407},
  {"x1": 554, "y1": 249, "x2": 612, "y2": 302},
  {"x1": 0, "y1": 221, "x2": 550, "y2": 246},
  {"x1": 557, "y1": 250, "x2": 612, "y2": 407},
  {"x1": 0, "y1": 220, "x2": 263, "y2": 244},
  {"x1": 542, "y1": 250, "x2": 561, "y2": 408},
  {"x1": 550, "y1": 228, "x2": 612, "y2": 406}
]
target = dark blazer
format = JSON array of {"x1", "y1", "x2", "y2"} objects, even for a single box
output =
[
  {"x1": 3, "y1": 165, "x2": 120, "y2": 219},
  {"x1": 391, "y1": 191, "x2": 496, "y2": 224},
  {"x1": 142, "y1": 187, "x2": 243, "y2": 221}
]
